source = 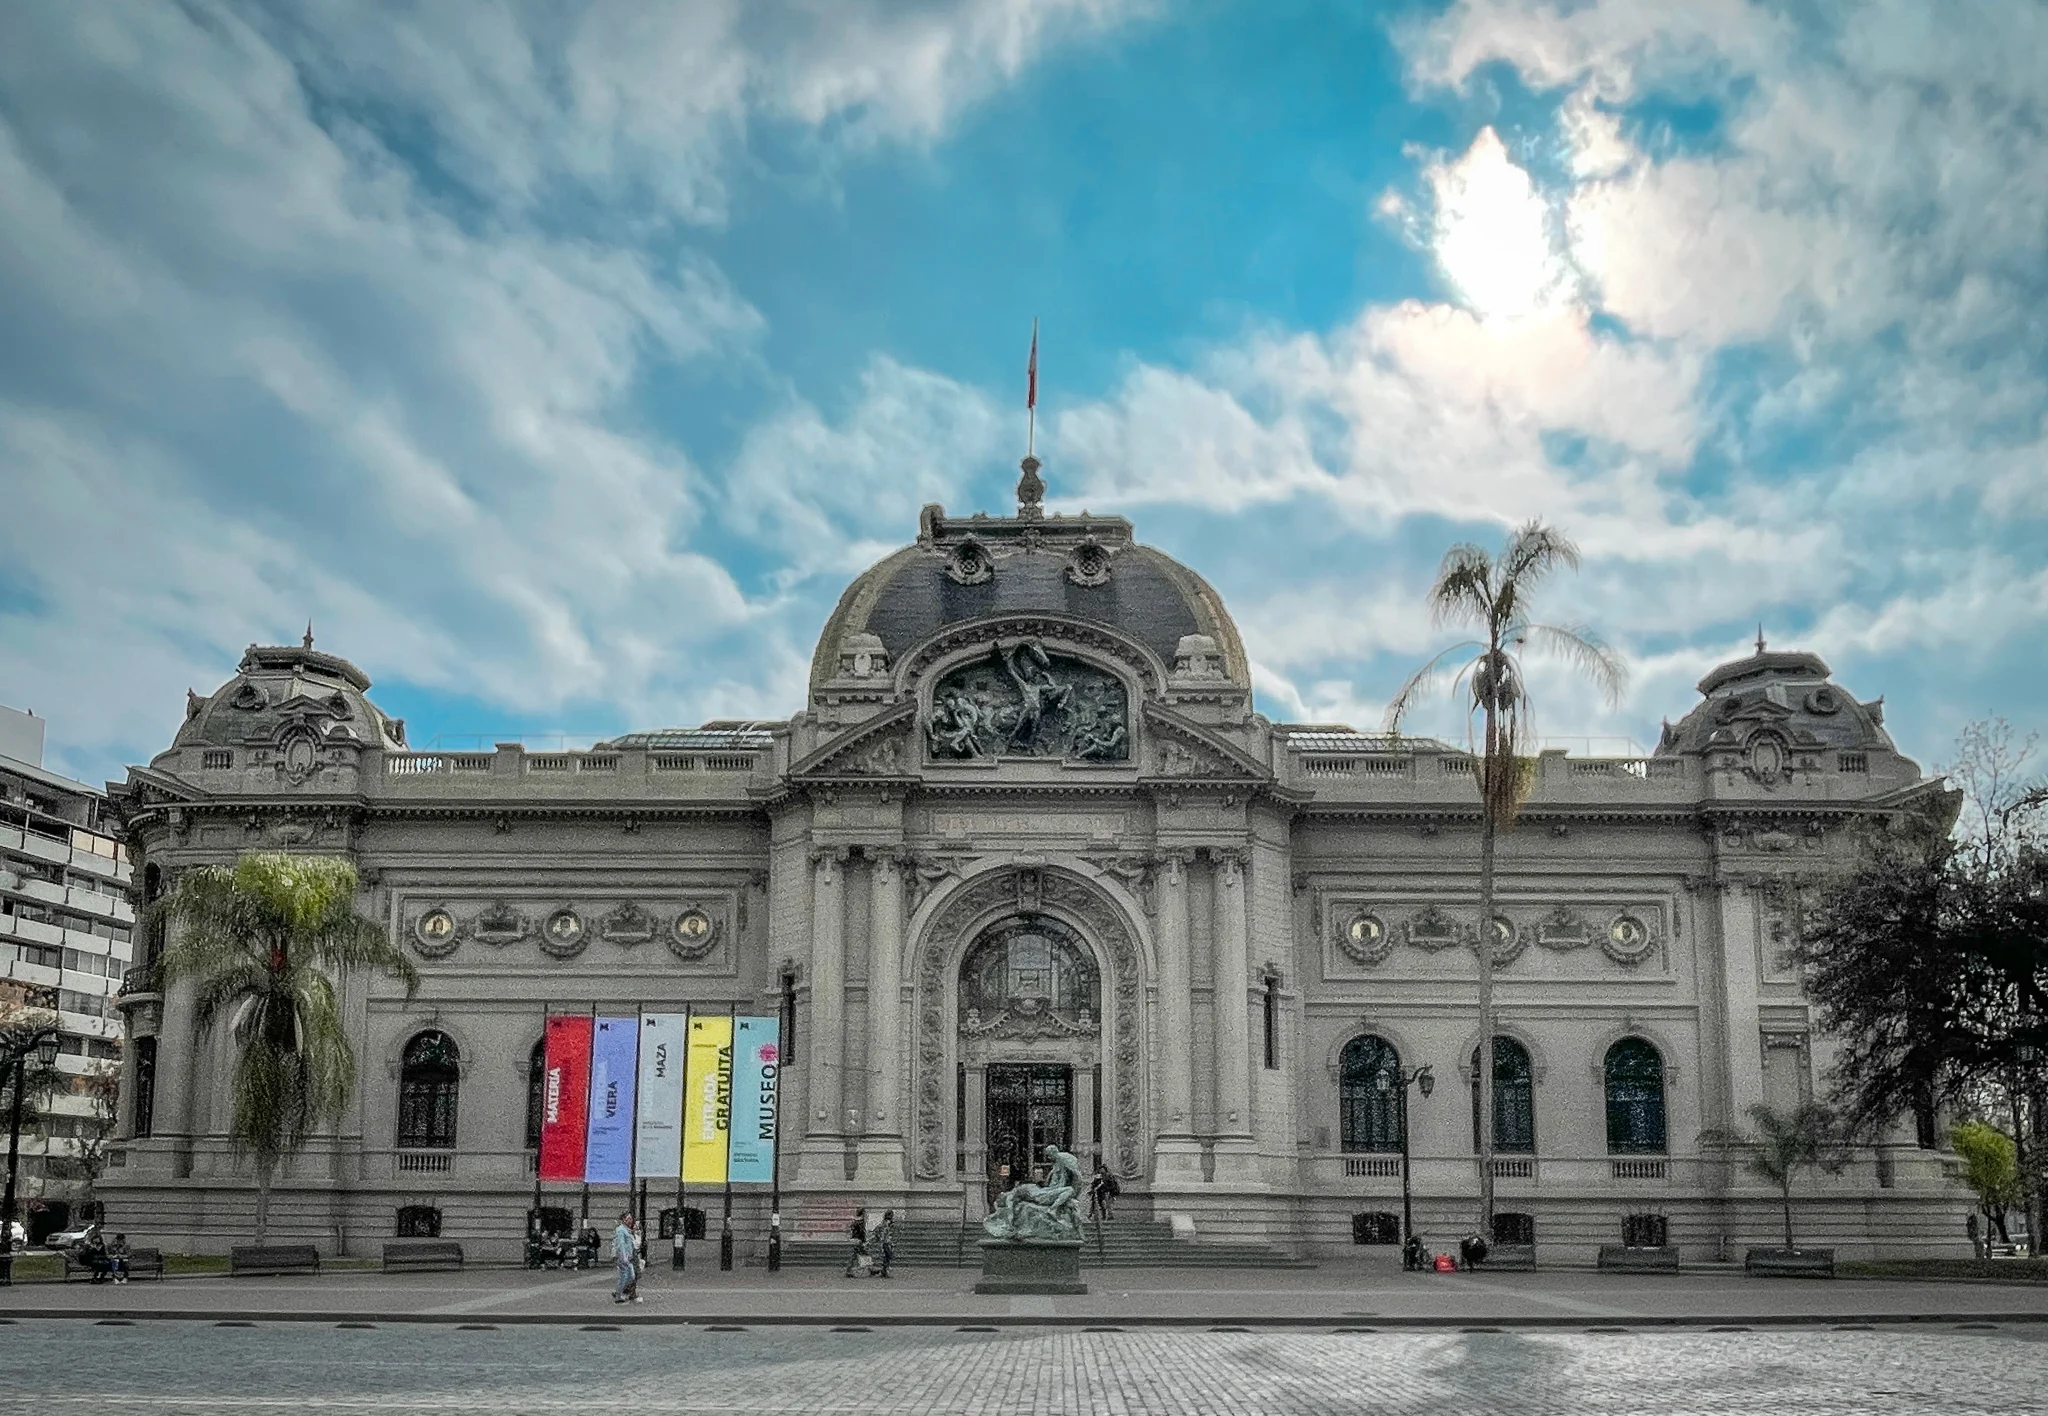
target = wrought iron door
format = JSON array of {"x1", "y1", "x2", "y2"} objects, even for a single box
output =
[{"x1": 985, "y1": 1064, "x2": 1072, "y2": 1184}]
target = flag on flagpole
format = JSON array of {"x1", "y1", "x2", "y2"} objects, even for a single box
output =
[{"x1": 1026, "y1": 320, "x2": 1038, "y2": 411}]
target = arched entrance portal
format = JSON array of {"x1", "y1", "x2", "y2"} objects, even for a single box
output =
[
  {"x1": 911, "y1": 866, "x2": 1148, "y2": 1186},
  {"x1": 960, "y1": 915, "x2": 1101, "y2": 1187}
]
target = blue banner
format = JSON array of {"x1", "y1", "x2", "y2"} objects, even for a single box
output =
[
  {"x1": 727, "y1": 1015, "x2": 779, "y2": 1185},
  {"x1": 583, "y1": 1016, "x2": 640, "y2": 1185}
]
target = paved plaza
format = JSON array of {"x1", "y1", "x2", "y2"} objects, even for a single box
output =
[
  {"x1": 5, "y1": 1257, "x2": 2048, "y2": 1328},
  {"x1": 0, "y1": 1318, "x2": 2044, "y2": 1415}
]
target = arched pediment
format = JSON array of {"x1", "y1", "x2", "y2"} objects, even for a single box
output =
[{"x1": 910, "y1": 864, "x2": 1148, "y2": 1181}]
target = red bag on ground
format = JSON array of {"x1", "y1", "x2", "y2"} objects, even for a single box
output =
[{"x1": 1433, "y1": 1254, "x2": 1456, "y2": 1273}]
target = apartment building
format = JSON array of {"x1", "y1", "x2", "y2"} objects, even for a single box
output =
[{"x1": 0, "y1": 704, "x2": 131, "y2": 1227}]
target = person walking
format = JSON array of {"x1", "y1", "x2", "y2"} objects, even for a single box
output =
[
  {"x1": 843, "y1": 1207, "x2": 869, "y2": 1278},
  {"x1": 872, "y1": 1209, "x2": 896, "y2": 1279},
  {"x1": 1087, "y1": 1167, "x2": 1119, "y2": 1221},
  {"x1": 612, "y1": 1211, "x2": 642, "y2": 1304}
]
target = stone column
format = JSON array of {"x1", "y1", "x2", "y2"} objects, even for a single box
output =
[
  {"x1": 1074, "y1": 1065, "x2": 1098, "y2": 1170},
  {"x1": 1212, "y1": 852, "x2": 1254, "y2": 1136},
  {"x1": 149, "y1": 910, "x2": 199, "y2": 1178},
  {"x1": 963, "y1": 1062, "x2": 987, "y2": 1194},
  {"x1": 1151, "y1": 852, "x2": 1203, "y2": 1184},
  {"x1": 796, "y1": 847, "x2": 848, "y2": 1183},
  {"x1": 854, "y1": 850, "x2": 908, "y2": 1184}
]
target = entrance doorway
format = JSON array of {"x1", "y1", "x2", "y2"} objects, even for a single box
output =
[{"x1": 986, "y1": 1064, "x2": 1071, "y2": 1186}]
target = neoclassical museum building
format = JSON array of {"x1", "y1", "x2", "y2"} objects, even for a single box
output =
[{"x1": 102, "y1": 469, "x2": 1967, "y2": 1261}]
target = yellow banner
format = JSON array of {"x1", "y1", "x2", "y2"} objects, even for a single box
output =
[{"x1": 681, "y1": 1013, "x2": 733, "y2": 1185}]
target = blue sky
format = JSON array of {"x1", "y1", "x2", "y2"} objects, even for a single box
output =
[{"x1": 2, "y1": 0, "x2": 2044, "y2": 784}]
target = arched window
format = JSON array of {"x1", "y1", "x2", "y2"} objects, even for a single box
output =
[
  {"x1": 1470, "y1": 1036, "x2": 1535, "y2": 1153},
  {"x1": 1339, "y1": 1035, "x2": 1403, "y2": 1152},
  {"x1": 397, "y1": 1030, "x2": 460, "y2": 1150},
  {"x1": 1604, "y1": 1037, "x2": 1667, "y2": 1153},
  {"x1": 959, "y1": 916, "x2": 1100, "y2": 1026},
  {"x1": 525, "y1": 1038, "x2": 546, "y2": 1150}
]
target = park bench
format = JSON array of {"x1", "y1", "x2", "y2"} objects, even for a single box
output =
[
  {"x1": 1598, "y1": 1244, "x2": 1680, "y2": 1273},
  {"x1": 1744, "y1": 1247, "x2": 1834, "y2": 1278},
  {"x1": 1474, "y1": 1242, "x2": 1535, "y2": 1271},
  {"x1": 62, "y1": 1247, "x2": 165, "y2": 1282},
  {"x1": 382, "y1": 1240, "x2": 464, "y2": 1273},
  {"x1": 229, "y1": 1243, "x2": 321, "y2": 1277}
]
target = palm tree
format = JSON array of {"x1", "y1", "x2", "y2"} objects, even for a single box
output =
[
  {"x1": 154, "y1": 852, "x2": 417, "y2": 1241},
  {"x1": 1743, "y1": 1102, "x2": 1847, "y2": 1251},
  {"x1": 1385, "y1": 521, "x2": 1626, "y2": 1236}
]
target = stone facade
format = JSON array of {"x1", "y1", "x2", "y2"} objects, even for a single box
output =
[{"x1": 101, "y1": 501, "x2": 1968, "y2": 1262}]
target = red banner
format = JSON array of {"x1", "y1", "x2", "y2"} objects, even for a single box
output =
[{"x1": 538, "y1": 1014, "x2": 593, "y2": 1182}]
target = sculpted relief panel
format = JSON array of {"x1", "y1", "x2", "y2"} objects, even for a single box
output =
[{"x1": 924, "y1": 639, "x2": 1129, "y2": 762}]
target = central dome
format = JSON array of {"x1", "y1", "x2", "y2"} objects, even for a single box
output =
[{"x1": 809, "y1": 502, "x2": 1249, "y2": 696}]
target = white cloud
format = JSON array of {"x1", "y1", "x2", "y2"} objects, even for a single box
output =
[
  {"x1": 725, "y1": 357, "x2": 1008, "y2": 580},
  {"x1": 0, "y1": 0, "x2": 1144, "y2": 776}
]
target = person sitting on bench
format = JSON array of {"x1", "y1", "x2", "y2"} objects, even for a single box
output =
[{"x1": 106, "y1": 1233, "x2": 131, "y2": 1284}]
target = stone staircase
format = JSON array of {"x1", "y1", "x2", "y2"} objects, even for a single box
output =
[{"x1": 779, "y1": 1218, "x2": 1309, "y2": 1269}]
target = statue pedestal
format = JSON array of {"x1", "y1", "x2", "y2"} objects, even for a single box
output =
[{"x1": 973, "y1": 1239, "x2": 1087, "y2": 1295}]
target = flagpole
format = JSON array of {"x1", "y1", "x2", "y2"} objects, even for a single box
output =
[{"x1": 1026, "y1": 317, "x2": 1038, "y2": 458}]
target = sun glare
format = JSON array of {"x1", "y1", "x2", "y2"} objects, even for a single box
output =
[{"x1": 1426, "y1": 127, "x2": 1570, "y2": 322}]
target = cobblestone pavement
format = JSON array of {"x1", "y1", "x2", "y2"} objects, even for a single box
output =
[{"x1": 0, "y1": 1320, "x2": 2043, "y2": 1414}]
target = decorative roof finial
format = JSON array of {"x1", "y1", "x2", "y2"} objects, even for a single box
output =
[
  {"x1": 1755, "y1": 623, "x2": 1766, "y2": 656},
  {"x1": 1017, "y1": 454, "x2": 1045, "y2": 522},
  {"x1": 1017, "y1": 318, "x2": 1045, "y2": 521},
  {"x1": 304, "y1": 620, "x2": 316, "y2": 651}
]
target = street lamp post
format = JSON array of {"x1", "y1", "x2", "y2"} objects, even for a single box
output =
[
  {"x1": 2, "y1": 1026, "x2": 64, "y2": 1287},
  {"x1": 1376, "y1": 1063, "x2": 1434, "y2": 1267}
]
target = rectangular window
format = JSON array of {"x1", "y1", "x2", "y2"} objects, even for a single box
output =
[{"x1": 1261, "y1": 975, "x2": 1279, "y2": 1070}]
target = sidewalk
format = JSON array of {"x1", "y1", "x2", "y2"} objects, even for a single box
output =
[{"x1": 5, "y1": 1257, "x2": 2048, "y2": 1328}]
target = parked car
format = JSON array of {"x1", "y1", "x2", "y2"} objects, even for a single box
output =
[{"x1": 44, "y1": 1221, "x2": 98, "y2": 1251}]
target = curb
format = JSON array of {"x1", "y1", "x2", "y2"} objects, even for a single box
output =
[{"x1": 2, "y1": 1310, "x2": 2043, "y2": 1330}]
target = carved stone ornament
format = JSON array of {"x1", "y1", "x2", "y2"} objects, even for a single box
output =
[
  {"x1": 227, "y1": 681, "x2": 268, "y2": 711},
  {"x1": 539, "y1": 908, "x2": 587, "y2": 960},
  {"x1": 599, "y1": 901, "x2": 657, "y2": 947},
  {"x1": 1476, "y1": 915, "x2": 1526, "y2": 967},
  {"x1": 1402, "y1": 905, "x2": 1462, "y2": 952},
  {"x1": 276, "y1": 725, "x2": 321, "y2": 786},
  {"x1": 668, "y1": 907, "x2": 721, "y2": 961},
  {"x1": 914, "y1": 868, "x2": 1143, "y2": 1181},
  {"x1": 1603, "y1": 911, "x2": 1658, "y2": 966},
  {"x1": 1335, "y1": 910, "x2": 1394, "y2": 966},
  {"x1": 1535, "y1": 906, "x2": 1593, "y2": 951},
  {"x1": 924, "y1": 638, "x2": 1129, "y2": 762},
  {"x1": 267, "y1": 814, "x2": 316, "y2": 846},
  {"x1": 1065, "y1": 536, "x2": 1113, "y2": 588},
  {"x1": 945, "y1": 536, "x2": 995, "y2": 586},
  {"x1": 411, "y1": 907, "x2": 461, "y2": 959},
  {"x1": 472, "y1": 901, "x2": 529, "y2": 947}
]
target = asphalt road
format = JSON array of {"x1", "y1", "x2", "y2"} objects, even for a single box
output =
[{"x1": 1, "y1": 1318, "x2": 2044, "y2": 1414}]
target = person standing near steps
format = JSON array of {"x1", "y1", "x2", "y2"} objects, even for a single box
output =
[
  {"x1": 843, "y1": 1207, "x2": 870, "y2": 1278},
  {"x1": 612, "y1": 1211, "x2": 642, "y2": 1303}
]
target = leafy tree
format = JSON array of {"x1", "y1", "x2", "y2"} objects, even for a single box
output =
[
  {"x1": 1743, "y1": 1102, "x2": 1849, "y2": 1251},
  {"x1": 0, "y1": 995, "x2": 63, "y2": 1134},
  {"x1": 1386, "y1": 521, "x2": 1625, "y2": 1232},
  {"x1": 1951, "y1": 1120, "x2": 2021, "y2": 1242},
  {"x1": 155, "y1": 852, "x2": 417, "y2": 1240},
  {"x1": 1797, "y1": 718, "x2": 2048, "y2": 1248}
]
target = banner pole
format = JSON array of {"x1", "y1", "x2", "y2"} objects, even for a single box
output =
[
  {"x1": 530, "y1": 1005, "x2": 544, "y2": 1265},
  {"x1": 578, "y1": 1003, "x2": 594, "y2": 1246},
  {"x1": 634, "y1": 1005, "x2": 647, "y2": 1237},
  {"x1": 769, "y1": 974, "x2": 788, "y2": 1273},
  {"x1": 720, "y1": 999, "x2": 737, "y2": 1271},
  {"x1": 675, "y1": 1002, "x2": 690, "y2": 1272}
]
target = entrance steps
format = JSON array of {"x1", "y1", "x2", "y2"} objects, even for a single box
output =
[{"x1": 779, "y1": 1218, "x2": 1310, "y2": 1269}]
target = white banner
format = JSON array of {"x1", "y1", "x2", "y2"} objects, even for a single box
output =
[{"x1": 634, "y1": 1012, "x2": 688, "y2": 1179}]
